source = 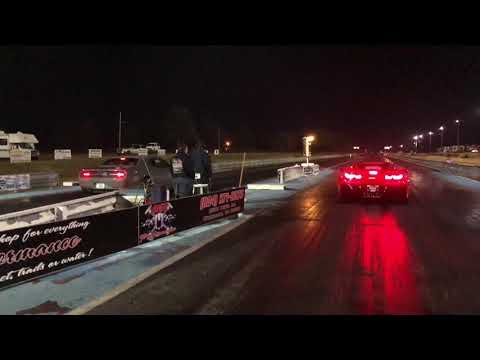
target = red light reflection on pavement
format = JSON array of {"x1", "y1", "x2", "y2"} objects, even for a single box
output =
[{"x1": 341, "y1": 210, "x2": 425, "y2": 314}]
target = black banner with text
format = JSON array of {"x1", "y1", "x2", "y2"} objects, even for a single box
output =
[
  {"x1": 139, "y1": 188, "x2": 246, "y2": 244},
  {"x1": 0, "y1": 187, "x2": 246, "y2": 290},
  {"x1": 0, "y1": 208, "x2": 138, "y2": 289}
]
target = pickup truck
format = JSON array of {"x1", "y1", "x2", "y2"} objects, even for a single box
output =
[
  {"x1": 121, "y1": 144, "x2": 146, "y2": 155},
  {"x1": 146, "y1": 142, "x2": 162, "y2": 152}
]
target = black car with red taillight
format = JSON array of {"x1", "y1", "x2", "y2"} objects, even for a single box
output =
[{"x1": 338, "y1": 161, "x2": 409, "y2": 203}]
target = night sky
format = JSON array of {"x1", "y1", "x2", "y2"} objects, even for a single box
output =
[{"x1": 1, "y1": 45, "x2": 480, "y2": 152}]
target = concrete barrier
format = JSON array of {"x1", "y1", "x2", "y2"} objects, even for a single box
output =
[
  {"x1": 212, "y1": 154, "x2": 345, "y2": 173},
  {"x1": 0, "y1": 172, "x2": 59, "y2": 194},
  {"x1": 0, "y1": 191, "x2": 120, "y2": 231},
  {"x1": 277, "y1": 165, "x2": 304, "y2": 184},
  {"x1": 388, "y1": 154, "x2": 480, "y2": 180}
]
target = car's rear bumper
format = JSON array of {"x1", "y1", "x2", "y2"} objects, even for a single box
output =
[
  {"x1": 339, "y1": 183, "x2": 408, "y2": 199},
  {"x1": 79, "y1": 178, "x2": 127, "y2": 192}
]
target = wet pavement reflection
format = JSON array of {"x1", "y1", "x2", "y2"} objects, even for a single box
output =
[{"x1": 340, "y1": 209, "x2": 425, "y2": 314}]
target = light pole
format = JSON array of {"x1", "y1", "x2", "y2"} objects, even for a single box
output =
[
  {"x1": 413, "y1": 135, "x2": 418, "y2": 152},
  {"x1": 439, "y1": 126, "x2": 445, "y2": 148},
  {"x1": 419, "y1": 134, "x2": 424, "y2": 152},
  {"x1": 455, "y1": 119, "x2": 460, "y2": 146},
  {"x1": 303, "y1": 135, "x2": 315, "y2": 165},
  {"x1": 428, "y1": 131, "x2": 433, "y2": 152},
  {"x1": 117, "y1": 112, "x2": 127, "y2": 153}
]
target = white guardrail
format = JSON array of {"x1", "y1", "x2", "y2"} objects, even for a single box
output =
[{"x1": 0, "y1": 191, "x2": 119, "y2": 231}]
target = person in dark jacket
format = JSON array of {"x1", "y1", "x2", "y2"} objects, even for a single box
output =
[
  {"x1": 189, "y1": 140, "x2": 212, "y2": 189},
  {"x1": 170, "y1": 140, "x2": 194, "y2": 198}
]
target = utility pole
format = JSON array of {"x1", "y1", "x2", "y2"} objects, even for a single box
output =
[
  {"x1": 455, "y1": 119, "x2": 460, "y2": 147},
  {"x1": 439, "y1": 126, "x2": 445, "y2": 149},
  {"x1": 117, "y1": 112, "x2": 127, "y2": 153},
  {"x1": 118, "y1": 112, "x2": 122, "y2": 152},
  {"x1": 217, "y1": 128, "x2": 221, "y2": 152}
]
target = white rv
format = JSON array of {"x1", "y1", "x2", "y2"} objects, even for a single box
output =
[{"x1": 0, "y1": 130, "x2": 40, "y2": 160}]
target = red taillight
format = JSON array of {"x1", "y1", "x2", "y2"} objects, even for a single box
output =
[
  {"x1": 80, "y1": 170, "x2": 91, "y2": 178},
  {"x1": 113, "y1": 170, "x2": 127, "y2": 179},
  {"x1": 384, "y1": 173, "x2": 404, "y2": 181},
  {"x1": 344, "y1": 172, "x2": 362, "y2": 180},
  {"x1": 120, "y1": 157, "x2": 126, "y2": 161}
]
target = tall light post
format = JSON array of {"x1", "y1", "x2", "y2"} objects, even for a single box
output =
[
  {"x1": 428, "y1": 131, "x2": 433, "y2": 152},
  {"x1": 413, "y1": 135, "x2": 418, "y2": 152},
  {"x1": 117, "y1": 112, "x2": 127, "y2": 153},
  {"x1": 439, "y1": 126, "x2": 445, "y2": 148},
  {"x1": 455, "y1": 119, "x2": 461, "y2": 146},
  {"x1": 303, "y1": 135, "x2": 315, "y2": 165},
  {"x1": 419, "y1": 134, "x2": 424, "y2": 152},
  {"x1": 217, "y1": 128, "x2": 221, "y2": 152}
]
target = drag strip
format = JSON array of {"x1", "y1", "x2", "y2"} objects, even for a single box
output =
[{"x1": 87, "y1": 156, "x2": 480, "y2": 315}]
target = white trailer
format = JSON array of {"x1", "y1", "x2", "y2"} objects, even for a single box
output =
[{"x1": 0, "y1": 130, "x2": 40, "y2": 160}]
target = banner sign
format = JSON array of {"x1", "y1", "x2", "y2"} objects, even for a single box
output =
[
  {"x1": 139, "y1": 187, "x2": 245, "y2": 244},
  {"x1": 0, "y1": 208, "x2": 138, "y2": 289},
  {"x1": 54, "y1": 149, "x2": 72, "y2": 160},
  {"x1": 0, "y1": 174, "x2": 30, "y2": 192},
  {"x1": 88, "y1": 149, "x2": 102, "y2": 159},
  {"x1": 10, "y1": 149, "x2": 31, "y2": 164},
  {"x1": 0, "y1": 187, "x2": 245, "y2": 290}
]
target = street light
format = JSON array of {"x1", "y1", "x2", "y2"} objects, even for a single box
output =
[
  {"x1": 439, "y1": 126, "x2": 445, "y2": 148},
  {"x1": 413, "y1": 135, "x2": 418, "y2": 151},
  {"x1": 428, "y1": 131, "x2": 434, "y2": 152},
  {"x1": 455, "y1": 119, "x2": 461, "y2": 146},
  {"x1": 303, "y1": 135, "x2": 315, "y2": 165}
]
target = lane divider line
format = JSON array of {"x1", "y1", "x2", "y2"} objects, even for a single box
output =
[{"x1": 247, "y1": 184, "x2": 285, "y2": 190}]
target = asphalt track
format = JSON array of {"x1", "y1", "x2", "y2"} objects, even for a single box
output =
[{"x1": 87, "y1": 156, "x2": 480, "y2": 315}]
